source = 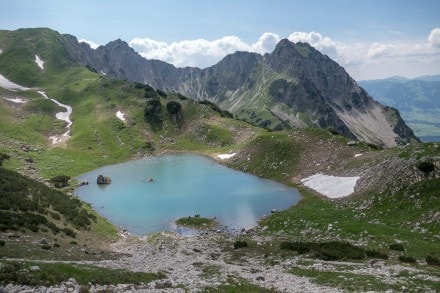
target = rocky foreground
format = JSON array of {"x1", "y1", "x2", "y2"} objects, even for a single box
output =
[{"x1": 3, "y1": 232, "x2": 438, "y2": 292}]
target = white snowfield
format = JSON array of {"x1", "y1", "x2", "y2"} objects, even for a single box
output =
[
  {"x1": 35, "y1": 55, "x2": 45, "y2": 70},
  {"x1": 217, "y1": 153, "x2": 236, "y2": 160},
  {"x1": 37, "y1": 91, "x2": 72, "y2": 144},
  {"x1": 0, "y1": 74, "x2": 31, "y2": 91},
  {"x1": 116, "y1": 110, "x2": 126, "y2": 122},
  {"x1": 4, "y1": 97, "x2": 27, "y2": 103},
  {"x1": 301, "y1": 173, "x2": 360, "y2": 199}
]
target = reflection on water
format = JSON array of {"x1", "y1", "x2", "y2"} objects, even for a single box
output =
[{"x1": 76, "y1": 154, "x2": 300, "y2": 236}]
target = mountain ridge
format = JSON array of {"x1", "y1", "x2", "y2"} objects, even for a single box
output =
[
  {"x1": 359, "y1": 76, "x2": 440, "y2": 142},
  {"x1": 0, "y1": 28, "x2": 420, "y2": 147},
  {"x1": 64, "y1": 34, "x2": 419, "y2": 146}
]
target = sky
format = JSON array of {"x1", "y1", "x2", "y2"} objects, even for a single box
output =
[{"x1": 1, "y1": 0, "x2": 439, "y2": 80}]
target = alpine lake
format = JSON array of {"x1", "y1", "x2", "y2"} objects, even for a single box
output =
[{"x1": 76, "y1": 154, "x2": 301, "y2": 236}]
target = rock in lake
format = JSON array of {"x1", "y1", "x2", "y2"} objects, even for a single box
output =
[{"x1": 97, "y1": 174, "x2": 112, "y2": 185}]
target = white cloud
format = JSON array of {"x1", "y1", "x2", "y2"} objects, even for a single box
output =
[
  {"x1": 127, "y1": 28, "x2": 440, "y2": 80},
  {"x1": 251, "y1": 32, "x2": 281, "y2": 54},
  {"x1": 288, "y1": 31, "x2": 340, "y2": 57},
  {"x1": 79, "y1": 39, "x2": 99, "y2": 49},
  {"x1": 129, "y1": 36, "x2": 251, "y2": 68},
  {"x1": 428, "y1": 28, "x2": 440, "y2": 48}
]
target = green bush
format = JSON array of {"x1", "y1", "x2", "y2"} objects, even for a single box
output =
[
  {"x1": 144, "y1": 98, "x2": 162, "y2": 118},
  {"x1": 198, "y1": 100, "x2": 232, "y2": 118},
  {"x1": 41, "y1": 244, "x2": 51, "y2": 250},
  {"x1": 389, "y1": 243, "x2": 404, "y2": 251},
  {"x1": 143, "y1": 85, "x2": 158, "y2": 99},
  {"x1": 366, "y1": 249, "x2": 388, "y2": 259},
  {"x1": 426, "y1": 255, "x2": 440, "y2": 266},
  {"x1": 50, "y1": 211, "x2": 61, "y2": 220},
  {"x1": 166, "y1": 100, "x2": 182, "y2": 125},
  {"x1": 280, "y1": 241, "x2": 311, "y2": 254},
  {"x1": 0, "y1": 153, "x2": 10, "y2": 166},
  {"x1": 398, "y1": 255, "x2": 416, "y2": 263},
  {"x1": 233, "y1": 240, "x2": 248, "y2": 249},
  {"x1": 0, "y1": 240, "x2": 5, "y2": 246},
  {"x1": 314, "y1": 241, "x2": 365, "y2": 261},
  {"x1": 417, "y1": 161, "x2": 435, "y2": 174},
  {"x1": 281, "y1": 241, "x2": 366, "y2": 261},
  {"x1": 62, "y1": 228, "x2": 76, "y2": 238},
  {"x1": 50, "y1": 175, "x2": 70, "y2": 188}
]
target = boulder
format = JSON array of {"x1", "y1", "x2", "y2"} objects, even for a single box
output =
[
  {"x1": 78, "y1": 180, "x2": 88, "y2": 186},
  {"x1": 97, "y1": 175, "x2": 111, "y2": 185}
]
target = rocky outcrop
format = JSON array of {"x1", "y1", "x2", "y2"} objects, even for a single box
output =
[
  {"x1": 97, "y1": 175, "x2": 111, "y2": 185},
  {"x1": 354, "y1": 154, "x2": 440, "y2": 195}
]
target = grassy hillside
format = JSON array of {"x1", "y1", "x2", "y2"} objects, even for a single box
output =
[
  {"x1": 0, "y1": 166, "x2": 119, "y2": 261},
  {"x1": 0, "y1": 28, "x2": 71, "y2": 87},
  {"x1": 0, "y1": 67, "x2": 262, "y2": 179}
]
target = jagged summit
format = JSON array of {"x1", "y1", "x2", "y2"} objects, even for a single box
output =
[{"x1": 0, "y1": 28, "x2": 419, "y2": 146}]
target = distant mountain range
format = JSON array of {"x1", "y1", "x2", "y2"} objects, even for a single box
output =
[
  {"x1": 359, "y1": 76, "x2": 440, "y2": 142},
  {"x1": 0, "y1": 28, "x2": 420, "y2": 146}
]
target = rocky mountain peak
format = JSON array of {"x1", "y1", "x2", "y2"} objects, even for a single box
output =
[{"x1": 60, "y1": 33, "x2": 419, "y2": 146}]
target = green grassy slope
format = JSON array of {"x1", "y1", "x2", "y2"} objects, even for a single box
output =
[{"x1": 0, "y1": 167, "x2": 119, "y2": 260}]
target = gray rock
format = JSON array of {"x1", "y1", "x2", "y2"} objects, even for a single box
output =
[
  {"x1": 29, "y1": 265, "x2": 40, "y2": 271},
  {"x1": 97, "y1": 174, "x2": 111, "y2": 185}
]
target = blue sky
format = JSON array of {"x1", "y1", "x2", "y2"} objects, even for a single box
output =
[{"x1": 1, "y1": 0, "x2": 440, "y2": 79}]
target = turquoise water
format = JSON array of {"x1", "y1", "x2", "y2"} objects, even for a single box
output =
[{"x1": 76, "y1": 154, "x2": 300, "y2": 235}]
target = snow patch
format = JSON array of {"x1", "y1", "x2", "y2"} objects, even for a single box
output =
[
  {"x1": 0, "y1": 74, "x2": 30, "y2": 91},
  {"x1": 38, "y1": 91, "x2": 73, "y2": 144},
  {"x1": 218, "y1": 153, "x2": 236, "y2": 160},
  {"x1": 354, "y1": 153, "x2": 363, "y2": 158},
  {"x1": 301, "y1": 173, "x2": 360, "y2": 199},
  {"x1": 35, "y1": 55, "x2": 44, "y2": 70},
  {"x1": 4, "y1": 97, "x2": 27, "y2": 104},
  {"x1": 0, "y1": 48, "x2": 3, "y2": 54},
  {"x1": 116, "y1": 110, "x2": 126, "y2": 122}
]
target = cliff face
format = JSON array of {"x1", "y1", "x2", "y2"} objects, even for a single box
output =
[{"x1": 63, "y1": 35, "x2": 419, "y2": 146}]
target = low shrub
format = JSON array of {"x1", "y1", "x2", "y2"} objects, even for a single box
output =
[
  {"x1": 389, "y1": 243, "x2": 404, "y2": 251},
  {"x1": 233, "y1": 240, "x2": 248, "y2": 249},
  {"x1": 417, "y1": 161, "x2": 435, "y2": 174},
  {"x1": 280, "y1": 241, "x2": 366, "y2": 261},
  {"x1": 0, "y1": 240, "x2": 5, "y2": 246},
  {"x1": 366, "y1": 249, "x2": 389, "y2": 259},
  {"x1": 280, "y1": 241, "x2": 311, "y2": 254},
  {"x1": 426, "y1": 255, "x2": 440, "y2": 266},
  {"x1": 314, "y1": 241, "x2": 365, "y2": 261},
  {"x1": 41, "y1": 245, "x2": 51, "y2": 250},
  {"x1": 50, "y1": 211, "x2": 61, "y2": 220},
  {"x1": 50, "y1": 175, "x2": 70, "y2": 188},
  {"x1": 62, "y1": 228, "x2": 76, "y2": 238},
  {"x1": 398, "y1": 255, "x2": 416, "y2": 263}
]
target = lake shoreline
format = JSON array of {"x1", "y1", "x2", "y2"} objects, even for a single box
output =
[{"x1": 75, "y1": 153, "x2": 301, "y2": 237}]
